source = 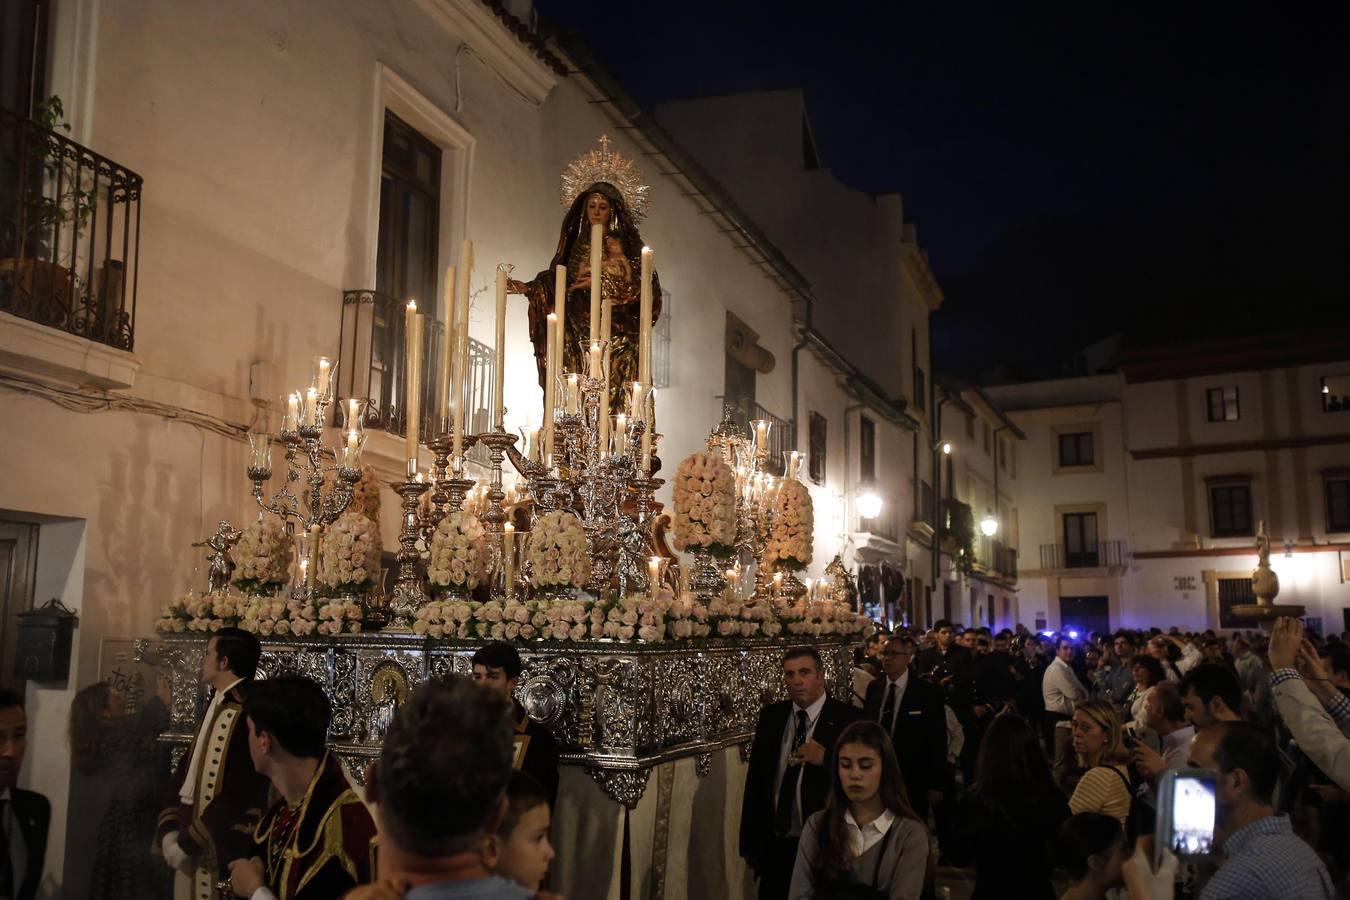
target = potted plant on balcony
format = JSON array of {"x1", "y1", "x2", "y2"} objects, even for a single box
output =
[{"x1": 0, "y1": 96, "x2": 99, "y2": 322}]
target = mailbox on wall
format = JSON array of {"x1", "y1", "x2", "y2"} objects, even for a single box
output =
[{"x1": 15, "y1": 598, "x2": 78, "y2": 682}]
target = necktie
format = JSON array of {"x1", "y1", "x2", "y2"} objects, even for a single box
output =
[
  {"x1": 775, "y1": 710, "x2": 809, "y2": 836},
  {"x1": 0, "y1": 798, "x2": 12, "y2": 900},
  {"x1": 880, "y1": 682, "x2": 896, "y2": 731}
]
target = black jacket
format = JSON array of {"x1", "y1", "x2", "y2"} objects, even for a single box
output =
[
  {"x1": 7, "y1": 786, "x2": 50, "y2": 900},
  {"x1": 739, "y1": 695, "x2": 862, "y2": 868},
  {"x1": 863, "y1": 672, "x2": 950, "y2": 808}
]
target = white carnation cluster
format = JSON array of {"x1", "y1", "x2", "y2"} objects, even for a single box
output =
[
  {"x1": 155, "y1": 591, "x2": 244, "y2": 633},
  {"x1": 671, "y1": 452, "x2": 737, "y2": 554},
  {"x1": 426, "y1": 510, "x2": 486, "y2": 592},
  {"x1": 767, "y1": 479, "x2": 814, "y2": 571},
  {"x1": 707, "y1": 597, "x2": 781, "y2": 639},
  {"x1": 231, "y1": 518, "x2": 291, "y2": 593},
  {"x1": 320, "y1": 512, "x2": 382, "y2": 593},
  {"x1": 528, "y1": 510, "x2": 590, "y2": 594},
  {"x1": 771, "y1": 598, "x2": 872, "y2": 638}
]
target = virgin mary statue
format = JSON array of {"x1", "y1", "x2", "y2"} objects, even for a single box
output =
[{"x1": 509, "y1": 136, "x2": 661, "y2": 411}]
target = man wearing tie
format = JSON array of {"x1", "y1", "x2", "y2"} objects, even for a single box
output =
[
  {"x1": 863, "y1": 634, "x2": 949, "y2": 820},
  {"x1": 740, "y1": 646, "x2": 862, "y2": 900},
  {"x1": 0, "y1": 689, "x2": 48, "y2": 900}
]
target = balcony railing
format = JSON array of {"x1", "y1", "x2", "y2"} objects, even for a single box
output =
[
  {"x1": 338, "y1": 290, "x2": 495, "y2": 460},
  {"x1": 0, "y1": 104, "x2": 142, "y2": 351},
  {"x1": 977, "y1": 536, "x2": 1019, "y2": 579},
  {"x1": 720, "y1": 396, "x2": 794, "y2": 474},
  {"x1": 858, "y1": 492, "x2": 899, "y2": 542},
  {"x1": 1039, "y1": 540, "x2": 1127, "y2": 570}
]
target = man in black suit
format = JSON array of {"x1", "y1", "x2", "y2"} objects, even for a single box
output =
[
  {"x1": 0, "y1": 688, "x2": 49, "y2": 900},
  {"x1": 863, "y1": 634, "x2": 949, "y2": 820},
  {"x1": 740, "y1": 646, "x2": 862, "y2": 900}
]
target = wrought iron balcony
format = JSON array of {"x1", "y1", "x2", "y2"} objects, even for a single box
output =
[
  {"x1": 719, "y1": 396, "x2": 794, "y2": 474},
  {"x1": 337, "y1": 290, "x2": 496, "y2": 458},
  {"x1": 1039, "y1": 540, "x2": 1127, "y2": 571},
  {"x1": 977, "y1": 536, "x2": 1019, "y2": 579},
  {"x1": 0, "y1": 104, "x2": 142, "y2": 351}
]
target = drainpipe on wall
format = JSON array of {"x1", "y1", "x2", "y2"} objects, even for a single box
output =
[
  {"x1": 790, "y1": 297, "x2": 814, "y2": 451},
  {"x1": 931, "y1": 395, "x2": 950, "y2": 615}
]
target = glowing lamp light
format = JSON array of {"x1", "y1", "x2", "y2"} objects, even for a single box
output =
[
  {"x1": 1067, "y1": 630, "x2": 1079, "y2": 639},
  {"x1": 940, "y1": 441, "x2": 952, "y2": 455},
  {"x1": 980, "y1": 510, "x2": 999, "y2": 537},
  {"x1": 857, "y1": 491, "x2": 883, "y2": 520}
]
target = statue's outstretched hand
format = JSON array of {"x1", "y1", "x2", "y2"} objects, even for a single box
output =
[{"x1": 507, "y1": 279, "x2": 528, "y2": 295}]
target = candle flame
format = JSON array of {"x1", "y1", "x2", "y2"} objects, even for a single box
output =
[{"x1": 407, "y1": 298, "x2": 417, "y2": 310}]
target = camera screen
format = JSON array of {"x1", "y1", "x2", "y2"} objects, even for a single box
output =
[{"x1": 1170, "y1": 776, "x2": 1216, "y2": 856}]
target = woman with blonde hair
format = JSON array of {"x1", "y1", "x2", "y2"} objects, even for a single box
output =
[{"x1": 1067, "y1": 699, "x2": 1133, "y2": 827}]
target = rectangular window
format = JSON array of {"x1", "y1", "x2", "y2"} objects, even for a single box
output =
[
  {"x1": 1218, "y1": 577, "x2": 1259, "y2": 628},
  {"x1": 377, "y1": 111, "x2": 442, "y2": 317},
  {"x1": 999, "y1": 438, "x2": 1008, "y2": 471},
  {"x1": 920, "y1": 480, "x2": 934, "y2": 526},
  {"x1": 653, "y1": 288, "x2": 672, "y2": 388},
  {"x1": 1058, "y1": 431, "x2": 1094, "y2": 467},
  {"x1": 1210, "y1": 483, "x2": 1254, "y2": 537},
  {"x1": 1062, "y1": 512, "x2": 1099, "y2": 567},
  {"x1": 859, "y1": 415, "x2": 876, "y2": 484},
  {"x1": 808, "y1": 412, "x2": 827, "y2": 485},
  {"x1": 0, "y1": 0, "x2": 47, "y2": 119},
  {"x1": 1326, "y1": 478, "x2": 1350, "y2": 533},
  {"x1": 1206, "y1": 386, "x2": 1240, "y2": 422},
  {"x1": 1323, "y1": 374, "x2": 1350, "y2": 412}
]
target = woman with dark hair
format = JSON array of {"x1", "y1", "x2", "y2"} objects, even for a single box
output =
[
  {"x1": 788, "y1": 720, "x2": 928, "y2": 899},
  {"x1": 1054, "y1": 812, "x2": 1128, "y2": 899},
  {"x1": 940, "y1": 713, "x2": 1070, "y2": 899},
  {"x1": 1125, "y1": 654, "x2": 1165, "y2": 730}
]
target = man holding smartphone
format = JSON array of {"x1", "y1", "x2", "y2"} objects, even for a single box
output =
[{"x1": 1183, "y1": 721, "x2": 1332, "y2": 899}]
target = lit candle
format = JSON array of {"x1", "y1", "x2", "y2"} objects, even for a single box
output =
[
  {"x1": 343, "y1": 430, "x2": 361, "y2": 469},
  {"x1": 639, "y1": 246, "x2": 653, "y2": 386},
  {"x1": 453, "y1": 241, "x2": 473, "y2": 459},
  {"x1": 614, "y1": 414, "x2": 628, "y2": 456},
  {"x1": 346, "y1": 398, "x2": 363, "y2": 432},
  {"x1": 589, "y1": 223, "x2": 602, "y2": 342},
  {"x1": 316, "y1": 357, "x2": 332, "y2": 398},
  {"x1": 803, "y1": 577, "x2": 814, "y2": 602},
  {"x1": 753, "y1": 419, "x2": 770, "y2": 454},
  {"x1": 565, "y1": 374, "x2": 580, "y2": 415},
  {"x1": 639, "y1": 390, "x2": 653, "y2": 466},
  {"x1": 405, "y1": 300, "x2": 420, "y2": 467},
  {"x1": 346, "y1": 429, "x2": 358, "y2": 454},
  {"x1": 503, "y1": 522, "x2": 515, "y2": 599},
  {"x1": 286, "y1": 392, "x2": 299, "y2": 430},
  {"x1": 543, "y1": 313, "x2": 557, "y2": 461},
  {"x1": 648, "y1": 556, "x2": 664, "y2": 603},
  {"x1": 553, "y1": 263, "x2": 567, "y2": 347},
  {"x1": 773, "y1": 571, "x2": 784, "y2": 598},
  {"x1": 589, "y1": 341, "x2": 602, "y2": 379},
  {"x1": 493, "y1": 268, "x2": 507, "y2": 429},
  {"x1": 305, "y1": 387, "x2": 318, "y2": 427},
  {"x1": 441, "y1": 265, "x2": 456, "y2": 427},
  {"x1": 629, "y1": 382, "x2": 645, "y2": 422}
]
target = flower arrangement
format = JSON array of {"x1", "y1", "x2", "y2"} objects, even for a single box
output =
[
  {"x1": 768, "y1": 479, "x2": 813, "y2": 572},
  {"x1": 527, "y1": 510, "x2": 590, "y2": 595},
  {"x1": 671, "y1": 452, "x2": 738, "y2": 557},
  {"x1": 231, "y1": 518, "x2": 291, "y2": 594},
  {"x1": 320, "y1": 511, "x2": 382, "y2": 595},
  {"x1": 316, "y1": 598, "x2": 364, "y2": 635},
  {"x1": 426, "y1": 510, "x2": 487, "y2": 593},
  {"x1": 771, "y1": 598, "x2": 872, "y2": 639},
  {"x1": 707, "y1": 596, "x2": 781, "y2": 639},
  {"x1": 349, "y1": 464, "x2": 381, "y2": 521},
  {"x1": 155, "y1": 591, "x2": 246, "y2": 633}
]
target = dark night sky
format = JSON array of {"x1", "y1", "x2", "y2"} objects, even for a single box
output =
[{"x1": 534, "y1": 2, "x2": 1350, "y2": 382}]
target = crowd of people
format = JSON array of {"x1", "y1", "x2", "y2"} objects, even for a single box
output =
[{"x1": 8, "y1": 615, "x2": 1350, "y2": 898}]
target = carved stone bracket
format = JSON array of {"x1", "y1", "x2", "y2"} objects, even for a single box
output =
[{"x1": 588, "y1": 765, "x2": 651, "y2": 808}]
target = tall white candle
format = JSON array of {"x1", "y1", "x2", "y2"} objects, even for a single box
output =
[
  {"x1": 405, "y1": 301, "x2": 419, "y2": 467},
  {"x1": 441, "y1": 265, "x2": 456, "y2": 428},
  {"x1": 543, "y1": 313, "x2": 557, "y2": 461},
  {"x1": 503, "y1": 522, "x2": 515, "y2": 599},
  {"x1": 287, "y1": 392, "x2": 299, "y2": 430},
  {"x1": 453, "y1": 242, "x2": 472, "y2": 459},
  {"x1": 317, "y1": 357, "x2": 331, "y2": 398},
  {"x1": 305, "y1": 387, "x2": 318, "y2": 427},
  {"x1": 589, "y1": 223, "x2": 602, "y2": 342},
  {"x1": 639, "y1": 246, "x2": 653, "y2": 386},
  {"x1": 554, "y1": 263, "x2": 567, "y2": 359},
  {"x1": 493, "y1": 268, "x2": 507, "y2": 429}
]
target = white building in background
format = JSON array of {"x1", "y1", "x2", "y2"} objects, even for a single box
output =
[
  {"x1": 0, "y1": 2, "x2": 948, "y2": 892},
  {"x1": 656, "y1": 89, "x2": 945, "y2": 626},
  {"x1": 987, "y1": 334, "x2": 1350, "y2": 635}
]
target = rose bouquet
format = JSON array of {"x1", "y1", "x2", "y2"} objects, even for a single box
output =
[
  {"x1": 767, "y1": 479, "x2": 813, "y2": 572},
  {"x1": 231, "y1": 518, "x2": 291, "y2": 594},
  {"x1": 426, "y1": 510, "x2": 486, "y2": 594},
  {"x1": 671, "y1": 452, "x2": 738, "y2": 557},
  {"x1": 157, "y1": 590, "x2": 247, "y2": 633},
  {"x1": 239, "y1": 595, "x2": 290, "y2": 637},
  {"x1": 528, "y1": 510, "x2": 590, "y2": 596},
  {"x1": 773, "y1": 599, "x2": 872, "y2": 639},
  {"x1": 320, "y1": 511, "x2": 382, "y2": 595},
  {"x1": 317, "y1": 598, "x2": 364, "y2": 635},
  {"x1": 318, "y1": 465, "x2": 381, "y2": 522}
]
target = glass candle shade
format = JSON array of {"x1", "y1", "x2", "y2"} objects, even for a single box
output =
[
  {"x1": 314, "y1": 356, "x2": 337, "y2": 403},
  {"x1": 341, "y1": 430, "x2": 367, "y2": 470},
  {"x1": 340, "y1": 397, "x2": 368, "y2": 433},
  {"x1": 609, "y1": 414, "x2": 630, "y2": 458},
  {"x1": 752, "y1": 419, "x2": 772, "y2": 455},
  {"x1": 247, "y1": 432, "x2": 272, "y2": 479},
  {"x1": 282, "y1": 393, "x2": 301, "y2": 434},
  {"x1": 578, "y1": 339, "x2": 610, "y2": 382},
  {"x1": 562, "y1": 373, "x2": 582, "y2": 416},
  {"x1": 784, "y1": 450, "x2": 806, "y2": 481},
  {"x1": 647, "y1": 555, "x2": 669, "y2": 602}
]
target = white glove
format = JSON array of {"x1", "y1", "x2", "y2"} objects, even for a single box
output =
[{"x1": 161, "y1": 831, "x2": 189, "y2": 869}]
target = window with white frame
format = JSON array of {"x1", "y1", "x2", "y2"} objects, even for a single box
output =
[{"x1": 1206, "y1": 386, "x2": 1240, "y2": 422}]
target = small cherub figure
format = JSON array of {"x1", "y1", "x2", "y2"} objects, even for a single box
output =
[
  {"x1": 193, "y1": 520, "x2": 243, "y2": 594},
  {"x1": 601, "y1": 234, "x2": 632, "y2": 283}
]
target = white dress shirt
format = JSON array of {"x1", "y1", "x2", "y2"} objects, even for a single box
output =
[
  {"x1": 1042, "y1": 657, "x2": 1087, "y2": 723},
  {"x1": 877, "y1": 671, "x2": 910, "y2": 733},
  {"x1": 1160, "y1": 724, "x2": 1195, "y2": 771},
  {"x1": 775, "y1": 691, "x2": 827, "y2": 835},
  {"x1": 844, "y1": 808, "x2": 895, "y2": 857},
  {"x1": 1, "y1": 785, "x2": 27, "y2": 894},
  {"x1": 179, "y1": 677, "x2": 244, "y2": 805}
]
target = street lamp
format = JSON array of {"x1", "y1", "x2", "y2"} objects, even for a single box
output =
[
  {"x1": 980, "y1": 509, "x2": 998, "y2": 537},
  {"x1": 857, "y1": 490, "x2": 883, "y2": 520},
  {"x1": 935, "y1": 440, "x2": 952, "y2": 455}
]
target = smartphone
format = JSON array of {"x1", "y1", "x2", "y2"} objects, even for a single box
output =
[{"x1": 1155, "y1": 768, "x2": 1217, "y2": 866}]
